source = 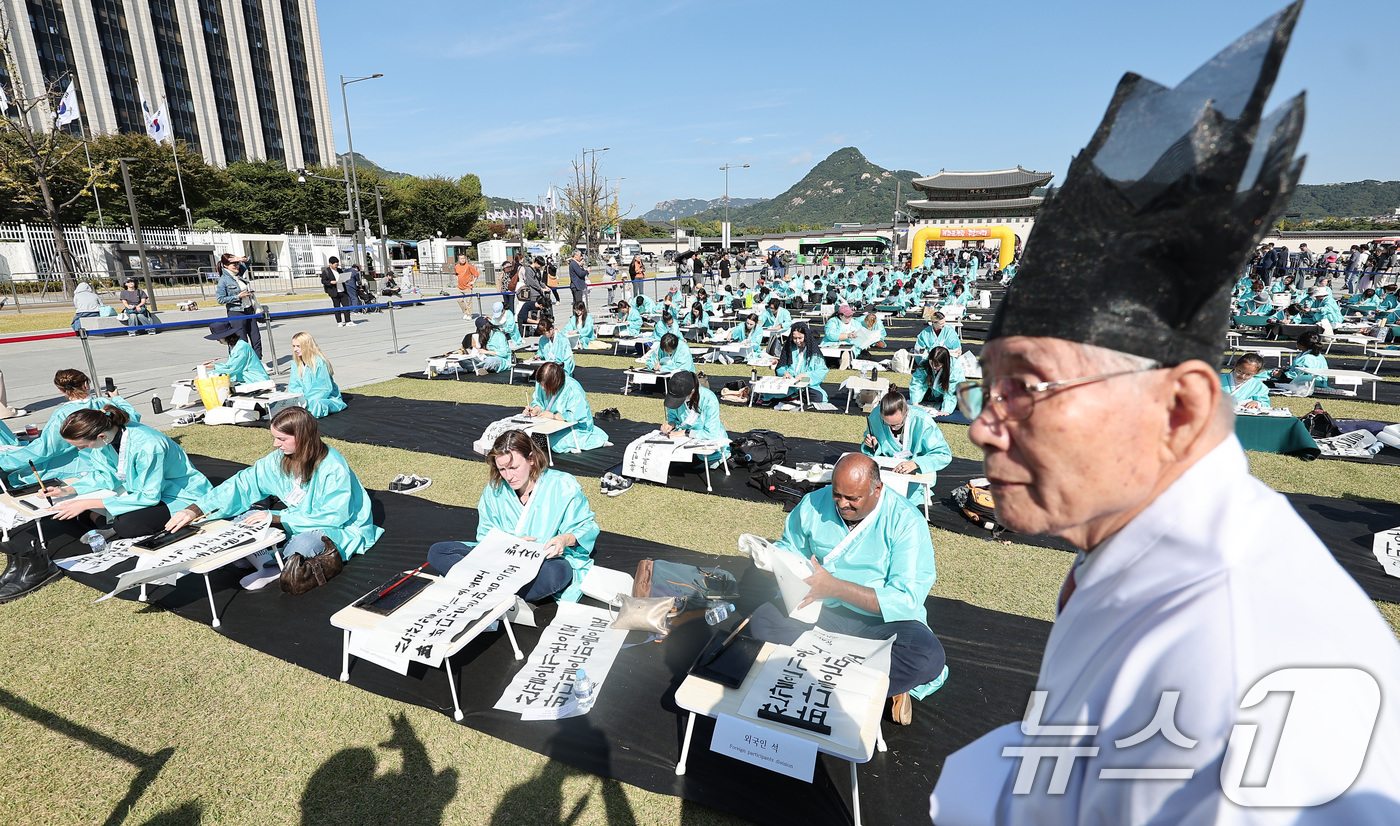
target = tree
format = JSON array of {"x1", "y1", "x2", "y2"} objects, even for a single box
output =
[
  {"x1": 0, "y1": 6, "x2": 102, "y2": 293},
  {"x1": 82, "y1": 132, "x2": 225, "y2": 227},
  {"x1": 388, "y1": 174, "x2": 484, "y2": 240},
  {"x1": 559, "y1": 152, "x2": 612, "y2": 259}
]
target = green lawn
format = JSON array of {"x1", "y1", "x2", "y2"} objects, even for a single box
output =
[{"x1": 1, "y1": 368, "x2": 1397, "y2": 825}]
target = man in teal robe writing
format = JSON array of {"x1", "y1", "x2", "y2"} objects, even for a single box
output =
[{"x1": 749, "y1": 453, "x2": 946, "y2": 726}]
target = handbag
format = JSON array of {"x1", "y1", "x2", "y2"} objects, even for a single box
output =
[
  {"x1": 279, "y1": 535, "x2": 345, "y2": 595},
  {"x1": 609, "y1": 595, "x2": 679, "y2": 635},
  {"x1": 117, "y1": 310, "x2": 129, "y2": 322}
]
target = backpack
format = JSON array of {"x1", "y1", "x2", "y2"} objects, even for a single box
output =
[
  {"x1": 1301, "y1": 404, "x2": 1341, "y2": 439},
  {"x1": 633, "y1": 559, "x2": 739, "y2": 628},
  {"x1": 504, "y1": 262, "x2": 520, "y2": 292},
  {"x1": 746, "y1": 468, "x2": 823, "y2": 509},
  {"x1": 952, "y1": 479, "x2": 1000, "y2": 532},
  {"x1": 730, "y1": 429, "x2": 789, "y2": 471}
]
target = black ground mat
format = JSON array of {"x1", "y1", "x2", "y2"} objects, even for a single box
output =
[{"x1": 47, "y1": 455, "x2": 1045, "y2": 826}]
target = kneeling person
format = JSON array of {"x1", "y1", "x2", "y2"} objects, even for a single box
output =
[
  {"x1": 860, "y1": 390, "x2": 951, "y2": 505},
  {"x1": 750, "y1": 453, "x2": 946, "y2": 725},
  {"x1": 164, "y1": 407, "x2": 382, "y2": 590}
]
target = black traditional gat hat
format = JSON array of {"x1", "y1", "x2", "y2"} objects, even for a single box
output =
[{"x1": 987, "y1": 2, "x2": 1306, "y2": 366}]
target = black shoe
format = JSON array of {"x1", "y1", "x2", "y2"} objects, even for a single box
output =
[
  {"x1": 0, "y1": 542, "x2": 62, "y2": 604},
  {"x1": 0, "y1": 551, "x2": 18, "y2": 589}
]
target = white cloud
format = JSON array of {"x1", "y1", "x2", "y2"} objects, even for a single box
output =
[
  {"x1": 733, "y1": 136, "x2": 754, "y2": 144},
  {"x1": 786, "y1": 150, "x2": 812, "y2": 166}
]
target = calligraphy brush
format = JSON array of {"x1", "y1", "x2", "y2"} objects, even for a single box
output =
[
  {"x1": 718, "y1": 615, "x2": 751, "y2": 649},
  {"x1": 377, "y1": 562, "x2": 429, "y2": 599},
  {"x1": 29, "y1": 462, "x2": 51, "y2": 505}
]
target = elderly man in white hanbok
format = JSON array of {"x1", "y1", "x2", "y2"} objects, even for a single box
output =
[{"x1": 929, "y1": 5, "x2": 1400, "y2": 824}]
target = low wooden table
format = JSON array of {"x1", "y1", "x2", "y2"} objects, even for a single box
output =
[
  {"x1": 673, "y1": 641, "x2": 888, "y2": 826},
  {"x1": 329, "y1": 572, "x2": 522, "y2": 721}
]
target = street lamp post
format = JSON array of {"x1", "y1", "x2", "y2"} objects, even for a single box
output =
[
  {"x1": 375, "y1": 185, "x2": 391, "y2": 282},
  {"x1": 340, "y1": 73, "x2": 383, "y2": 272},
  {"x1": 719, "y1": 163, "x2": 749, "y2": 254},
  {"x1": 581, "y1": 146, "x2": 609, "y2": 263}
]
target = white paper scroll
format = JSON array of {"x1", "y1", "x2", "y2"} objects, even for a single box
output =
[
  {"x1": 474, "y1": 415, "x2": 539, "y2": 456},
  {"x1": 851, "y1": 327, "x2": 881, "y2": 351},
  {"x1": 622, "y1": 431, "x2": 679, "y2": 484},
  {"x1": 494, "y1": 602, "x2": 628, "y2": 718},
  {"x1": 751, "y1": 376, "x2": 794, "y2": 396},
  {"x1": 737, "y1": 639, "x2": 886, "y2": 750},
  {"x1": 98, "y1": 524, "x2": 272, "y2": 600},
  {"x1": 359, "y1": 530, "x2": 547, "y2": 667},
  {"x1": 57, "y1": 548, "x2": 136, "y2": 573},
  {"x1": 1373, "y1": 527, "x2": 1400, "y2": 579},
  {"x1": 626, "y1": 370, "x2": 660, "y2": 385}
]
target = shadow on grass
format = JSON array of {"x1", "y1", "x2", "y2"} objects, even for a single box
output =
[
  {"x1": 488, "y1": 718, "x2": 637, "y2": 826},
  {"x1": 299, "y1": 712, "x2": 457, "y2": 826},
  {"x1": 0, "y1": 686, "x2": 177, "y2": 826}
]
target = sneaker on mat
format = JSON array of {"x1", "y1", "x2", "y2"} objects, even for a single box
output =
[
  {"x1": 400, "y1": 475, "x2": 432, "y2": 494},
  {"x1": 607, "y1": 476, "x2": 634, "y2": 497},
  {"x1": 388, "y1": 474, "x2": 408, "y2": 492}
]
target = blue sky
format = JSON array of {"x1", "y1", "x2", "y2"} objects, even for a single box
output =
[{"x1": 319, "y1": 0, "x2": 1400, "y2": 214}]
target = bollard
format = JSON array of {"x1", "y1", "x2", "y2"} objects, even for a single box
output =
[
  {"x1": 261, "y1": 308, "x2": 281, "y2": 375},
  {"x1": 77, "y1": 329, "x2": 101, "y2": 393},
  {"x1": 385, "y1": 299, "x2": 401, "y2": 354}
]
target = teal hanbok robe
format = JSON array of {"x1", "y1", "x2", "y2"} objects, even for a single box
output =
[
  {"x1": 759, "y1": 307, "x2": 793, "y2": 331},
  {"x1": 537, "y1": 333, "x2": 576, "y2": 375},
  {"x1": 1221, "y1": 373, "x2": 1270, "y2": 407},
  {"x1": 915, "y1": 324, "x2": 962, "y2": 358},
  {"x1": 477, "y1": 468, "x2": 598, "y2": 602},
  {"x1": 289, "y1": 356, "x2": 346, "y2": 418},
  {"x1": 860, "y1": 405, "x2": 951, "y2": 504},
  {"x1": 644, "y1": 338, "x2": 695, "y2": 373},
  {"x1": 194, "y1": 446, "x2": 381, "y2": 560},
  {"x1": 774, "y1": 487, "x2": 936, "y2": 625},
  {"x1": 213, "y1": 339, "x2": 270, "y2": 383},
  {"x1": 623, "y1": 307, "x2": 644, "y2": 336},
  {"x1": 0, "y1": 395, "x2": 141, "y2": 482},
  {"x1": 666, "y1": 387, "x2": 730, "y2": 462},
  {"x1": 772, "y1": 350, "x2": 829, "y2": 402},
  {"x1": 823, "y1": 317, "x2": 858, "y2": 346},
  {"x1": 497, "y1": 312, "x2": 524, "y2": 345},
  {"x1": 531, "y1": 376, "x2": 608, "y2": 451},
  {"x1": 910, "y1": 356, "x2": 966, "y2": 414},
  {"x1": 563, "y1": 314, "x2": 596, "y2": 347},
  {"x1": 481, "y1": 331, "x2": 513, "y2": 372},
  {"x1": 71, "y1": 423, "x2": 213, "y2": 515}
]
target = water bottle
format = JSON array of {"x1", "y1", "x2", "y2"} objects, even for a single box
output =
[
  {"x1": 705, "y1": 602, "x2": 735, "y2": 626},
  {"x1": 572, "y1": 668, "x2": 596, "y2": 707},
  {"x1": 750, "y1": 368, "x2": 758, "y2": 383},
  {"x1": 80, "y1": 530, "x2": 107, "y2": 554}
]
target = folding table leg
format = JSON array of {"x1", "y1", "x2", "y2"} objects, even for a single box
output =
[
  {"x1": 501, "y1": 617, "x2": 524, "y2": 660},
  {"x1": 444, "y1": 655, "x2": 465, "y2": 721},
  {"x1": 340, "y1": 629, "x2": 351, "y2": 681},
  {"x1": 877, "y1": 725, "x2": 887, "y2": 753},
  {"x1": 139, "y1": 583, "x2": 148, "y2": 603},
  {"x1": 203, "y1": 574, "x2": 221, "y2": 628},
  {"x1": 676, "y1": 711, "x2": 697, "y2": 775},
  {"x1": 33, "y1": 518, "x2": 47, "y2": 550},
  {"x1": 850, "y1": 762, "x2": 862, "y2": 826},
  {"x1": 703, "y1": 458, "x2": 713, "y2": 493}
]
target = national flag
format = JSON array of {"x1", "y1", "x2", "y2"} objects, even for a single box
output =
[
  {"x1": 55, "y1": 81, "x2": 80, "y2": 126},
  {"x1": 544, "y1": 186, "x2": 555, "y2": 213},
  {"x1": 139, "y1": 82, "x2": 171, "y2": 145}
]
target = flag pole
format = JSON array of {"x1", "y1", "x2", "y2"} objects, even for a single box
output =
[
  {"x1": 162, "y1": 92, "x2": 192, "y2": 230},
  {"x1": 79, "y1": 120, "x2": 103, "y2": 226}
]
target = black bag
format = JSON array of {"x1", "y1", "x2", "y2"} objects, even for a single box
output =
[
  {"x1": 1302, "y1": 404, "x2": 1341, "y2": 439},
  {"x1": 730, "y1": 429, "x2": 788, "y2": 471},
  {"x1": 747, "y1": 468, "x2": 822, "y2": 509}
]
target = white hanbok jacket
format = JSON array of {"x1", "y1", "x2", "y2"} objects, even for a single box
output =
[{"x1": 931, "y1": 436, "x2": 1400, "y2": 825}]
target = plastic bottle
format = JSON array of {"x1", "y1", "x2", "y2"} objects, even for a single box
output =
[
  {"x1": 705, "y1": 602, "x2": 736, "y2": 626},
  {"x1": 572, "y1": 668, "x2": 596, "y2": 707},
  {"x1": 80, "y1": 530, "x2": 107, "y2": 554},
  {"x1": 750, "y1": 368, "x2": 758, "y2": 383}
]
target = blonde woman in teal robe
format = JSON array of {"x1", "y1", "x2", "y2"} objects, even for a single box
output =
[
  {"x1": 165, "y1": 408, "x2": 382, "y2": 589},
  {"x1": 202, "y1": 320, "x2": 270, "y2": 383},
  {"x1": 0, "y1": 369, "x2": 140, "y2": 484},
  {"x1": 563, "y1": 302, "x2": 596, "y2": 348},
  {"x1": 45, "y1": 405, "x2": 212, "y2": 538},
  {"x1": 860, "y1": 393, "x2": 951, "y2": 505},
  {"x1": 426, "y1": 429, "x2": 598, "y2": 603},
  {"x1": 527, "y1": 363, "x2": 608, "y2": 452},
  {"x1": 535, "y1": 317, "x2": 575, "y2": 375},
  {"x1": 288, "y1": 332, "x2": 345, "y2": 418}
]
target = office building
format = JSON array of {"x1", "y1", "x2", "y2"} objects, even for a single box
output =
[{"x1": 1, "y1": 0, "x2": 334, "y2": 168}]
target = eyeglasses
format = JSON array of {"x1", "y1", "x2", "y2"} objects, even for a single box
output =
[{"x1": 955, "y1": 365, "x2": 1161, "y2": 422}]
